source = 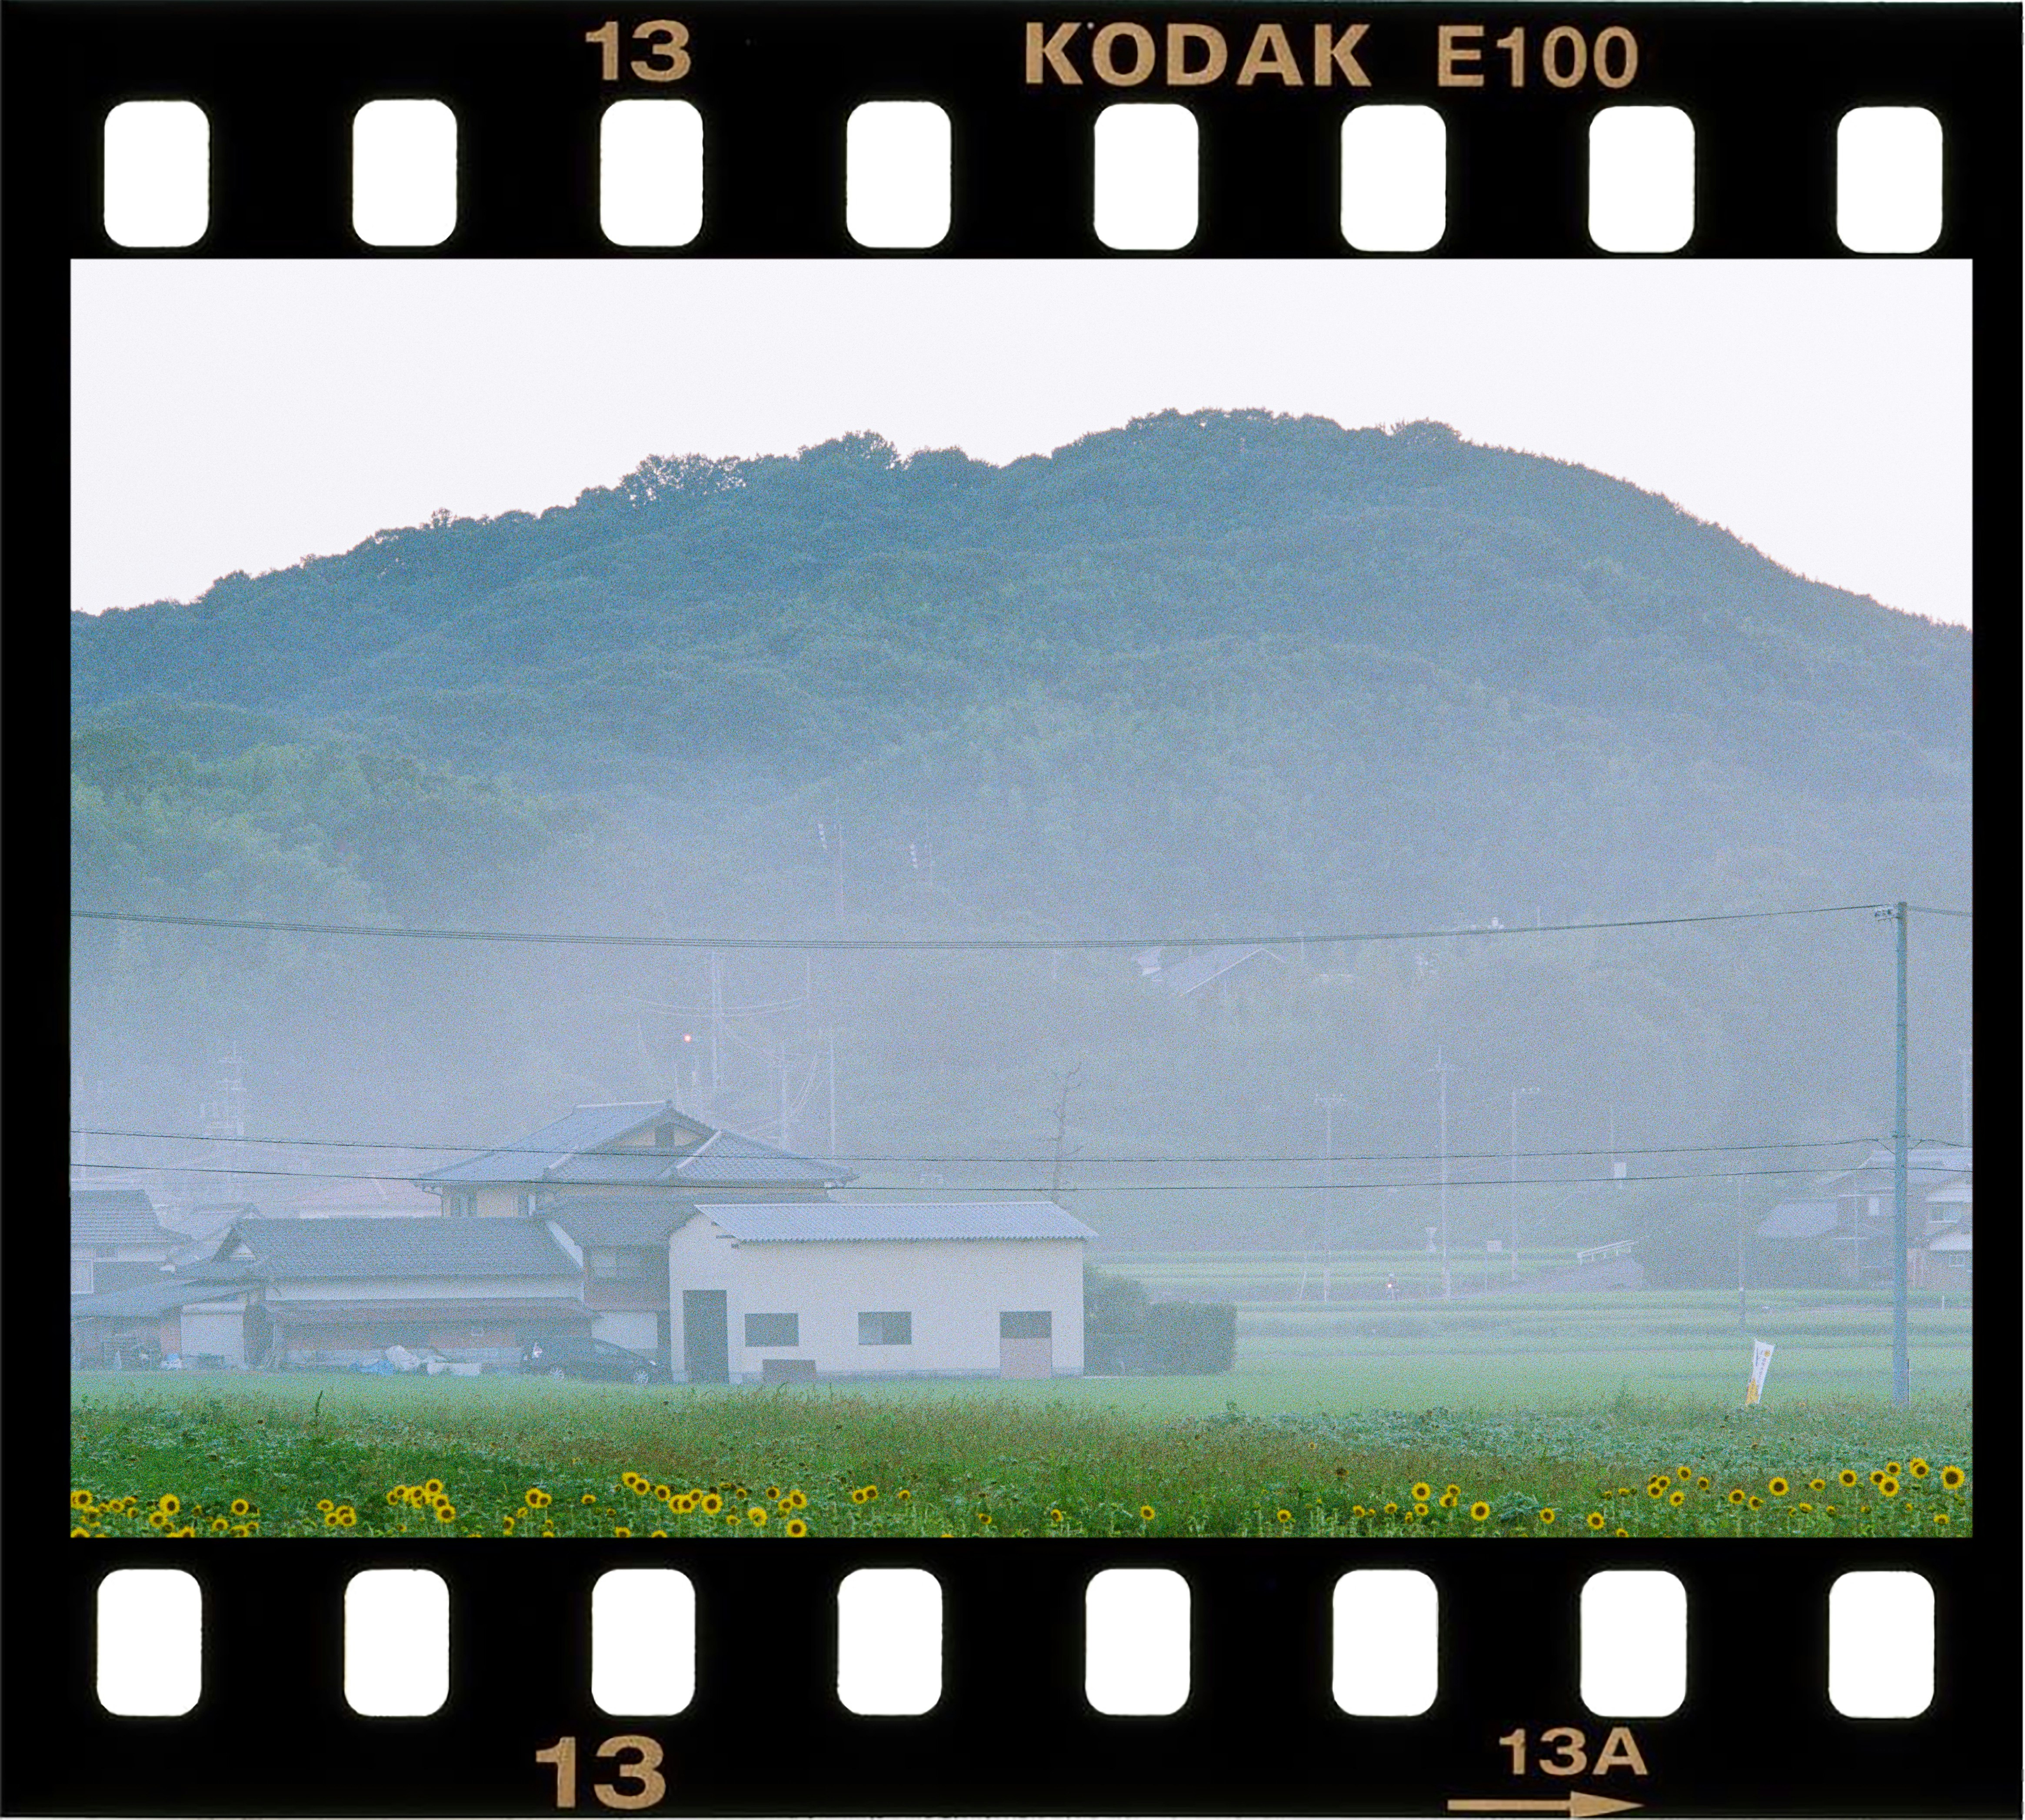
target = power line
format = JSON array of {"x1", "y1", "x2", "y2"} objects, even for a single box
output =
[
  {"x1": 67, "y1": 1125, "x2": 1901, "y2": 1167},
  {"x1": 67, "y1": 899, "x2": 1939, "y2": 954},
  {"x1": 65, "y1": 1158, "x2": 1887, "y2": 1192}
]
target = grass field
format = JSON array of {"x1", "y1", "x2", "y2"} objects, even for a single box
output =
[{"x1": 71, "y1": 1332, "x2": 1973, "y2": 1541}]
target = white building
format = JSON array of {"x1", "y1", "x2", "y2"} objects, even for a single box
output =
[{"x1": 667, "y1": 1202, "x2": 1094, "y2": 1382}]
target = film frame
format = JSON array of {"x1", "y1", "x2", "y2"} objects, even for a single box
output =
[{"x1": 9, "y1": 2, "x2": 2015, "y2": 1816}]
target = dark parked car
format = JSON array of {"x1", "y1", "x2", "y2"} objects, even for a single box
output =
[{"x1": 521, "y1": 1336, "x2": 665, "y2": 1384}]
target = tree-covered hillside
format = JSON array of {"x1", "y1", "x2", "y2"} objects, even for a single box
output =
[{"x1": 70, "y1": 412, "x2": 1973, "y2": 1257}]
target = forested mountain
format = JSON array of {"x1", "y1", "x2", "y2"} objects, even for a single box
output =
[{"x1": 70, "y1": 412, "x2": 1973, "y2": 1259}]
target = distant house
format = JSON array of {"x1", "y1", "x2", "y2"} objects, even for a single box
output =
[
  {"x1": 1755, "y1": 1145, "x2": 1972, "y2": 1288},
  {"x1": 70, "y1": 1188, "x2": 187, "y2": 1295},
  {"x1": 70, "y1": 1265, "x2": 260, "y2": 1370},
  {"x1": 543, "y1": 1197, "x2": 687, "y2": 1360},
  {"x1": 666, "y1": 1201, "x2": 1095, "y2": 1383},
  {"x1": 417, "y1": 1101, "x2": 850, "y2": 1218},
  {"x1": 211, "y1": 1216, "x2": 593, "y2": 1368},
  {"x1": 1138, "y1": 944, "x2": 1286, "y2": 1000}
]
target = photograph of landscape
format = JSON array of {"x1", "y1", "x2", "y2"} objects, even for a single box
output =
[{"x1": 68, "y1": 259, "x2": 1972, "y2": 1541}]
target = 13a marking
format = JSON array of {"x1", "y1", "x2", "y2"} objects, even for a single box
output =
[
  {"x1": 585, "y1": 19, "x2": 691, "y2": 82},
  {"x1": 536, "y1": 1735, "x2": 668, "y2": 1810},
  {"x1": 1501, "y1": 1727, "x2": 1650, "y2": 1777}
]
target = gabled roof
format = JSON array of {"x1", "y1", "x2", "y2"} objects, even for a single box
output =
[
  {"x1": 215, "y1": 1217, "x2": 578, "y2": 1280},
  {"x1": 545, "y1": 1198, "x2": 694, "y2": 1247},
  {"x1": 418, "y1": 1101, "x2": 850, "y2": 1189},
  {"x1": 1757, "y1": 1200, "x2": 1838, "y2": 1239},
  {"x1": 690, "y1": 1201, "x2": 1099, "y2": 1243}
]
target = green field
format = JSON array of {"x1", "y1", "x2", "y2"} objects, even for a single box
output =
[{"x1": 71, "y1": 1323, "x2": 1973, "y2": 1541}]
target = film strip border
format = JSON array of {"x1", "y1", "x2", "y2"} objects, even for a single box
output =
[
  {"x1": 47, "y1": 1542, "x2": 2021, "y2": 1815},
  {"x1": 11, "y1": 3, "x2": 2022, "y2": 258}
]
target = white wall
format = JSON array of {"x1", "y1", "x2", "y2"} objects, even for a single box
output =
[
  {"x1": 179, "y1": 1301, "x2": 247, "y2": 1365},
  {"x1": 667, "y1": 1224, "x2": 1085, "y2": 1380}
]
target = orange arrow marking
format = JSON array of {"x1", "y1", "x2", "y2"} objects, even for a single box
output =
[{"x1": 1447, "y1": 1795, "x2": 1643, "y2": 1818}]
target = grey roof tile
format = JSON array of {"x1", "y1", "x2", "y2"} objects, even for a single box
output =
[
  {"x1": 545, "y1": 1198, "x2": 694, "y2": 1246},
  {"x1": 217, "y1": 1217, "x2": 577, "y2": 1280}
]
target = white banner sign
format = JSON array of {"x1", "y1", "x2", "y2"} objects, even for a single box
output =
[{"x1": 1743, "y1": 1339, "x2": 1775, "y2": 1407}]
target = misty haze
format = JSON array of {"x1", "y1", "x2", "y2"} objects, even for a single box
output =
[{"x1": 70, "y1": 407, "x2": 1973, "y2": 1541}]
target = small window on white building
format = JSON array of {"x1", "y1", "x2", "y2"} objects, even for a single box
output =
[
  {"x1": 1000, "y1": 1311, "x2": 1051, "y2": 1340},
  {"x1": 858, "y1": 1311, "x2": 912, "y2": 1346},
  {"x1": 746, "y1": 1313, "x2": 799, "y2": 1346},
  {"x1": 72, "y1": 1259, "x2": 94, "y2": 1293}
]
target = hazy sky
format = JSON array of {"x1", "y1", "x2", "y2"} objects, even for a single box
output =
[{"x1": 72, "y1": 259, "x2": 1972, "y2": 626}]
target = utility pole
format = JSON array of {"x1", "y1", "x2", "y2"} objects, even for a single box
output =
[
  {"x1": 827, "y1": 1028, "x2": 838, "y2": 1161},
  {"x1": 1510, "y1": 1085, "x2": 1539, "y2": 1282},
  {"x1": 708, "y1": 951, "x2": 723, "y2": 1123},
  {"x1": 1735, "y1": 1172, "x2": 1746, "y2": 1331},
  {"x1": 1430, "y1": 1051, "x2": 1456, "y2": 1299},
  {"x1": 1317, "y1": 1093, "x2": 1347, "y2": 1300},
  {"x1": 1959, "y1": 1047, "x2": 1972, "y2": 1146},
  {"x1": 1892, "y1": 902, "x2": 1910, "y2": 1407},
  {"x1": 779, "y1": 1047, "x2": 791, "y2": 1149}
]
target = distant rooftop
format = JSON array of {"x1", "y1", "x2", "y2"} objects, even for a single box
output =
[
  {"x1": 419, "y1": 1101, "x2": 849, "y2": 1191},
  {"x1": 691, "y1": 1201, "x2": 1098, "y2": 1244}
]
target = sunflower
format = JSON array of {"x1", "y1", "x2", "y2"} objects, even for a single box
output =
[
  {"x1": 1469, "y1": 1501, "x2": 1490, "y2": 1523},
  {"x1": 1768, "y1": 1478, "x2": 1789, "y2": 1497},
  {"x1": 211, "y1": 1517, "x2": 230, "y2": 1533},
  {"x1": 1747, "y1": 1495, "x2": 1763, "y2": 1510},
  {"x1": 1439, "y1": 1492, "x2": 1458, "y2": 1509},
  {"x1": 850, "y1": 1488, "x2": 868, "y2": 1505},
  {"x1": 766, "y1": 1485, "x2": 782, "y2": 1501},
  {"x1": 675, "y1": 1495, "x2": 696, "y2": 1514},
  {"x1": 1695, "y1": 1476, "x2": 1711, "y2": 1491},
  {"x1": 1940, "y1": 1466, "x2": 1965, "y2": 1490},
  {"x1": 977, "y1": 1512, "x2": 993, "y2": 1527},
  {"x1": 1838, "y1": 1469, "x2": 1859, "y2": 1488},
  {"x1": 723, "y1": 1512, "x2": 740, "y2": 1527},
  {"x1": 862, "y1": 1485, "x2": 879, "y2": 1501},
  {"x1": 148, "y1": 1512, "x2": 168, "y2": 1531},
  {"x1": 581, "y1": 1494, "x2": 598, "y2": 1506},
  {"x1": 789, "y1": 1489, "x2": 808, "y2": 1510},
  {"x1": 1444, "y1": 1484, "x2": 1461, "y2": 1499},
  {"x1": 1907, "y1": 1458, "x2": 1929, "y2": 1479},
  {"x1": 654, "y1": 1484, "x2": 673, "y2": 1502},
  {"x1": 1796, "y1": 1502, "x2": 1813, "y2": 1514},
  {"x1": 896, "y1": 1488, "x2": 912, "y2": 1503},
  {"x1": 1885, "y1": 1461, "x2": 1902, "y2": 1477},
  {"x1": 1538, "y1": 1509, "x2": 1555, "y2": 1526},
  {"x1": 527, "y1": 1488, "x2": 551, "y2": 1508},
  {"x1": 1614, "y1": 1527, "x2": 1629, "y2": 1537},
  {"x1": 436, "y1": 1503, "x2": 456, "y2": 1522},
  {"x1": 1411, "y1": 1483, "x2": 1432, "y2": 1503},
  {"x1": 337, "y1": 1506, "x2": 357, "y2": 1527},
  {"x1": 614, "y1": 1526, "x2": 632, "y2": 1538},
  {"x1": 1049, "y1": 1507, "x2": 1065, "y2": 1524},
  {"x1": 701, "y1": 1493, "x2": 723, "y2": 1515},
  {"x1": 423, "y1": 1479, "x2": 444, "y2": 1497},
  {"x1": 1868, "y1": 1470, "x2": 1885, "y2": 1487},
  {"x1": 1675, "y1": 1467, "x2": 1690, "y2": 1481},
  {"x1": 786, "y1": 1518, "x2": 809, "y2": 1537},
  {"x1": 1276, "y1": 1508, "x2": 1293, "y2": 1524},
  {"x1": 1931, "y1": 1513, "x2": 1950, "y2": 1527},
  {"x1": 1382, "y1": 1502, "x2": 1397, "y2": 1516},
  {"x1": 70, "y1": 1527, "x2": 92, "y2": 1539},
  {"x1": 1878, "y1": 1475, "x2": 1900, "y2": 1497},
  {"x1": 1351, "y1": 1504, "x2": 1366, "y2": 1517},
  {"x1": 1807, "y1": 1478, "x2": 1825, "y2": 1492},
  {"x1": 1668, "y1": 1490, "x2": 1685, "y2": 1507},
  {"x1": 1728, "y1": 1489, "x2": 1745, "y2": 1506},
  {"x1": 749, "y1": 1507, "x2": 768, "y2": 1526},
  {"x1": 622, "y1": 1472, "x2": 646, "y2": 1494},
  {"x1": 1139, "y1": 1504, "x2": 1156, "y2": 1522},
  {"x1": 503, "y1": 1516, "x2": 516, "y2": 1533},
  {"x1": 70, "y1": 1490, "x2": 93, "y2": 1510},
  {"x1": 1587, "y1": 1512, "x2": 1605, "y2": 1531},
  {"x1": 158, "y1": 1494, "x2": 181, "y2": 1516},
  {"x1": 1645, "y1": 1481, "x2": 1665, "y2": 1500},
  {"x1": 1412, "y1": 1502, "x2": 1429, "y2": 1519}
]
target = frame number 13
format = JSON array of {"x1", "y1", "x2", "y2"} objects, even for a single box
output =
[
  {"x1": 536, "y1": 1735, "x2": 668, "y2": 1810},
  {"x1": 585, "y1": 20, "x2": 691, "y2": 82}
]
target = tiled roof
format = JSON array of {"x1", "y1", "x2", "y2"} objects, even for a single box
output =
[
  {"x1": 70, "y1": 1277, "x2": 255, "y2": 1320},
  {"x1": 418, "y1": 1101, "x2": 686, "y2": 1184},
  {"x1": 265, "y1": 1298, "x2": 595, "y2": 1325},
  {"x1": 216, "y1": 1217, "x2": 578, "y2": 1280},
  {"x1": 692, "y1": 1201, "x2": 1099, "y2": 1243},
  {"x1": 545, "y1": 1198, "x2": 694, "y2": 1247},
  {"x1": 71, "y1": 1199, "x2": 187, "y2": 1247}
]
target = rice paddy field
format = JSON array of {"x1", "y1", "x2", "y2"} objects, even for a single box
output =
[{"x1": 70, "y1": 1279, "x2": 1973, "y2": 1541}]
